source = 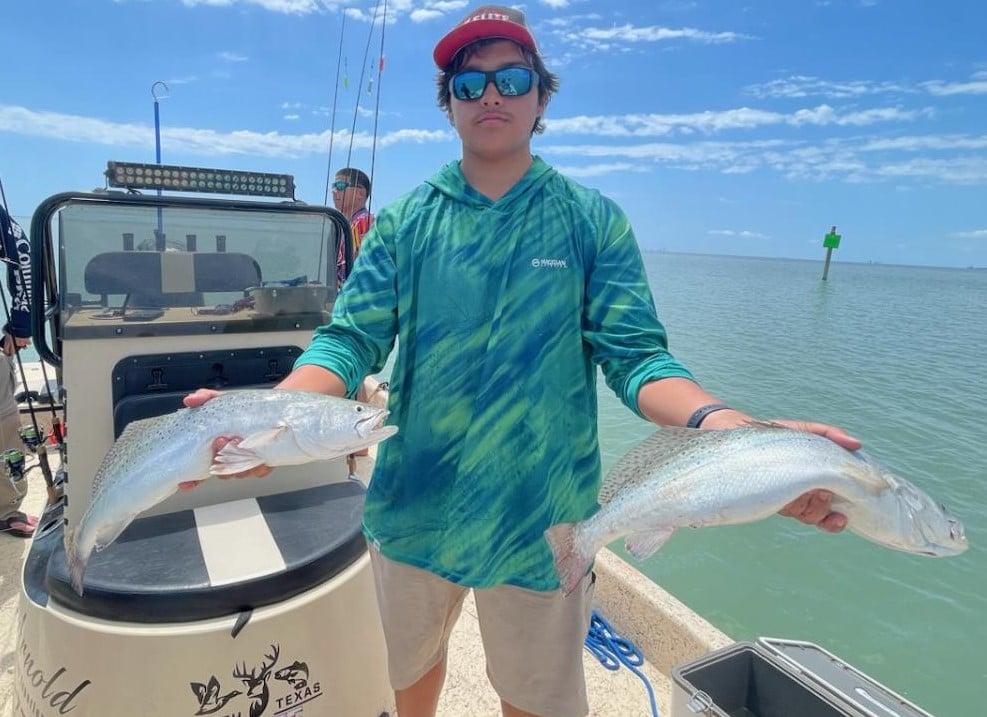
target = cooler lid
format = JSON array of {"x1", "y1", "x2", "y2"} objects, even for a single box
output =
[{"x1": 757, "y1": 637, "x2": 934, "y2": 717}]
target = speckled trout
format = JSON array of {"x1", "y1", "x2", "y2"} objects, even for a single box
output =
[
  {"x1": 66, "y1": 389, "x2": 397, "y2": 595},
  {"x1": 546, "y1": 424, "x2": 968, "y2": 596}
]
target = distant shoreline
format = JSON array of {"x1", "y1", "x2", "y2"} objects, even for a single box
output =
[{"x1": 643, "y1": 249, "x2": 985, "y2": 272}]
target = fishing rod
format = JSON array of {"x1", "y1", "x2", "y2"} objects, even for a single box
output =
[
  {"x1": 317, "y1": 10, "x2": 350, "y2": 285},
  {"x1": 0, "y1": 175, "x2": 65, "y2": 505},
  {"x1": 321, "y1": 10, "x2": 348, "y2": 211},
  {"x1": 344, "y1": 0, "x2": 386, "y2": 169},
  {"x1": 367, "y1": 0, "x2": 388, "y2": 215},
  {"x1": 319, "y1": 1, "x2": 387, "y2": 285}
]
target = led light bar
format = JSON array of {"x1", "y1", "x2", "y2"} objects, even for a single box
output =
[{"x1": 106, "y1": 161, "x2": 295, "y2": 198}]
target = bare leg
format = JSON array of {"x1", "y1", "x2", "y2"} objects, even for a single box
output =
[
  {"x1": 502, "y1": 700, "x2": 541, "y2": 717},
  {"x1": 395, "y1": 658, "x2": 446, "y2": 717}
]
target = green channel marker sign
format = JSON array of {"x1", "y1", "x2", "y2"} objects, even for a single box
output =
[{"x1": 823, "y1": 230, "x2": 842, "y2": 249}]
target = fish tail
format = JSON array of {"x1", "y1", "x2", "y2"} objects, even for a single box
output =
[
  {"x1": 545, "y1": 522, "x2": 593, "y2": 597},
  {"x1": 65, "y1": 531, "x2": 86, "y2": 596}
]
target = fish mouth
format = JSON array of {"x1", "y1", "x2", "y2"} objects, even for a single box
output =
[
  {"x1": 921, "y1": 534, "x2": 969, "y2": 557},
  {"x1": 356, "y1": 409, "x2": 390, "y2": 437}
]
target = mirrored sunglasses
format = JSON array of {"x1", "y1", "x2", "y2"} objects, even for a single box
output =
[
  {"x1": 449, "y1": 66, "x2": 539, "y2": 102},
  {"x1": 332, "y1": 180, "x2": 360, "y2": 191}
]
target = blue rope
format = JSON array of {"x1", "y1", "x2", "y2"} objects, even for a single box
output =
[{"x1": 584, "y1": 609, "x2": 660, "y2": 717}]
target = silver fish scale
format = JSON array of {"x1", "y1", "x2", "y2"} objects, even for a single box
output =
[
  {"x1": 599, "y1": 426, "x2": 816, "y2": 505},
  {"x1": 600, "y1": 430, "x2": 832, "y2": 533},
  {"x1": 89, "y1": 390, "x2": 369, "y2": 498},
  {"x1": 90, "y1": 411, "x2": 188, "y2": 496}
]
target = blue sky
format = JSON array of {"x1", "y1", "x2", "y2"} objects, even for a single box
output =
[{"x1": 2, "y1": 0, "x2": 986, "y2": 267}]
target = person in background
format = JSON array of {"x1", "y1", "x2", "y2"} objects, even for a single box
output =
[
  {"x1": 332, "y1": 167, "x2": 374, "y2": 288},
  {"x1": 0, "y1": 205, "x2": 35, "y2": 539},
  {"x1": 331, "y1": 166, "x2": 376, "y2": 452},
  {"x1": 186, "y1": 6, "x2": 859, "y2": 716}
]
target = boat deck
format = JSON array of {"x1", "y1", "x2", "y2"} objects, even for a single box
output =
[{"x1": 438, "y1": 590, "x2": 672, "y2": 716}]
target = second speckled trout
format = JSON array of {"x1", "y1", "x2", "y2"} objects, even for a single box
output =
[
  {"x1": 546, "y1": 424, "x2": 968, "y2": 595},
  {"x1": 66, "y1": 389, "x2": 397, "y2": 595}
]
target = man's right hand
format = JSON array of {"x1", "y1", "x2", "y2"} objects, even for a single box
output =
[{"x1": 178, "y1": 389, "x2": 273, "y2": 491}]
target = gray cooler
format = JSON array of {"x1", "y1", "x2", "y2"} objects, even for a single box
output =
[{"x1": 671, "y1": 638, "x2": 935, "y2": 717}]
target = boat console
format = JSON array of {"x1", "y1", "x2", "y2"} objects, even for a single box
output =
[{"x1": 15, "y1": 163, "x2": 393, "y2": 717}]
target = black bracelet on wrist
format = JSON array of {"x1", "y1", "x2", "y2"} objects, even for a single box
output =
[{"x1": 686, "y1": 403, "x2": 731, "y2": 429}]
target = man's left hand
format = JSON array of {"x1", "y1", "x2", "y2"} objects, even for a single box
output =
[{"x1": 770, "y1": 419, "x2": 860, "y2": 533}]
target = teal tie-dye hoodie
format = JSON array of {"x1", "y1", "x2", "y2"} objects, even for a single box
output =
[{"x1": 296, "y1": 157, "x2": 694, "y2": 591}]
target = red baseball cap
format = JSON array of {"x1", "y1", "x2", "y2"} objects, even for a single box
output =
[{"x1": 433, "y1": 5, "x2": 538, "y2": 69}]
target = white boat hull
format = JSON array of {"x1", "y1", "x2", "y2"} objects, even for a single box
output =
[{"x1": 14, "y1": 550, "x2": 392, "y2": 717}]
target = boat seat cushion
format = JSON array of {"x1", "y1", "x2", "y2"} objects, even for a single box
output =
[
  {"x1": 84, "y1": 251, "x2": 262, "y2": 307},
  {"x1": 46, "y1": 482, "x2": 366, "y2": 623}
]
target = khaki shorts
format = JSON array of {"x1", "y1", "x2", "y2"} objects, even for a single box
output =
[{"x1": 369, "y1": 547, "x2": 595, "y2": 717}]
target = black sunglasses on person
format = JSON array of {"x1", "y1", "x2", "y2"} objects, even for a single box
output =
[{"x1": 449, "y1": 66, "x2": 538, "y2": 102}]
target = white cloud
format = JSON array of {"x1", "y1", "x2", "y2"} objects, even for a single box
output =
[
  {"x1": 409, "y1": 8, "x2": 444, "y2": 21},
  {"x1": 748, "y1": 73, "x2": 987, "y2": 99},
  {"x1": 168, "y1": 0, "x2": 462, "y2": 23},
  {"x1": 582, "y1": 24, "x2": 750, "y2": 44},
  {"x1": 860, "y1": 135, "x2": 987, "y2": 152},
  {"x1": 0, "y1": 104, "x2": 451, "y2": 158},
  {"x1": 540, "y1": 132, "x2": 987, "y2": 186},
  {"x1": 179, "y1": 0, "x2": 332, "y2": 12},
  {"x1": 921, "y1": 79, "x2": 987, "y2": 96},
  {"x1": 871, "y1": 157, "x2": 987, "y2": 184},
  {"x1": 552, "y1": 162, "x2": 649, "y2": 178},
  {"x1": 347, "y1": 0, "x2": 466, "y2": 24},
  {"x1": 217, "y1": 51, "x2": 248, "y2": 63},
  {"x1": 953, "y1": 229, "x2": 987, "y2": 239},
  {"x1": 747, "y1": 75, "x2": 912, "y2": 99},
  {"x1": 546, "y1": 104, "x2": 928, "y2": 137},
  {"x1": 555, "y1": 22, "x2": 751, "y2": 53}
]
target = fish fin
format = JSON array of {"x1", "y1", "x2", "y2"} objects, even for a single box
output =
[
  {"x1": 544, "y1": 522, "x2": 594, "y2": 597},
  {"x1": 237, "y1": 426, "x2": 289, "y2": 450},
  {"x1": 66, "y1": 515, "x2": 132, "y2": 597},
  {"x1": 94, "y1": 517, "x2": 134, "y2": 552},
  {"x1": 842, "y1": 451, "x2": 893, "y2": 494},
  {"x1": 624, "y1": 529, "x2": 674, "y2": 559},
  {"x1": 211, "y1": 441, "x2": 266, "y2": 475},
  {"x1": 68, "y1": 554, "x2": 86, "y2": 596},
  {"x1": 599, "y1": 427, "x2": 723, "y2": 504},
  {"x1": 65, "y1": 530, "x2": 85, "y2": 596},
  {"x1": 745, "y1": 419, "x2": 795, "y2": 430}
]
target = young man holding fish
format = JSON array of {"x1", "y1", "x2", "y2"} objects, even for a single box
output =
[{"x1": 187, "y1": 6, "x2": 859, "y2": 716}]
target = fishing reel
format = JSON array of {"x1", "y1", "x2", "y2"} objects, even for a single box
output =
[
  {"x1": 3, "y1": 448, "x2": 25, "y2": 481},
  {"x1": 19, "y1": 424, "x2": 45, "y2": 451}
]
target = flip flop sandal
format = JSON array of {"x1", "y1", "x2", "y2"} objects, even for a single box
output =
[{"x1": 0, "y1": 511, "x2": 38, "y2": 538}]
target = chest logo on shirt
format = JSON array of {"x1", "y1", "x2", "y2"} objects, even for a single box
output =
[{"x1": 531, "y1": 258, "x2": 568, "y2": 269}]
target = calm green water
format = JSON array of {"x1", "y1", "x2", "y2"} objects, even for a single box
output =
[{"x1": 598, "y1": 253, "x2": 984, "y2": 717}]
